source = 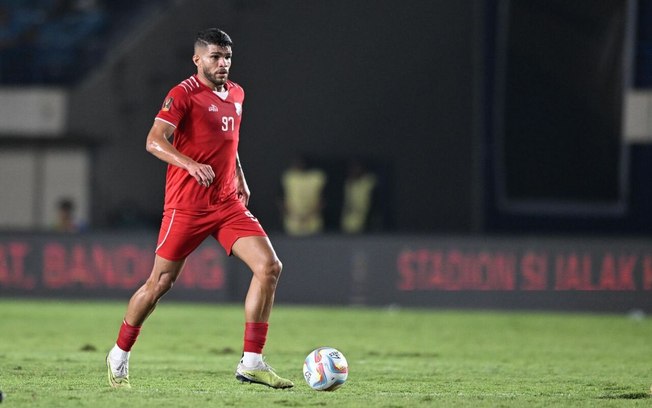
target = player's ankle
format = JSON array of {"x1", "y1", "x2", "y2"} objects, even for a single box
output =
[
  {"x1": 241, "y1": 352, "x2": 263, "y2": 367},
  {"x1": 109, "y1": 344, "x2": 130, "y2": 361}
]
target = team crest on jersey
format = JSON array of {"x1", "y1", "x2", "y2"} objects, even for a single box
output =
[
  {"x1": 234, "y1": 102, "x2": 242, "y2": 116},
  {"x1": 209, "y1": 104, "x2": 218, "y2": 112},
  {"x1": 162, "y1": 97, "x2": 174, "y2": 111}
]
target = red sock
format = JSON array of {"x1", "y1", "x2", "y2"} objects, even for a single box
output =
[
  {"x1": 243, "y1": 322, "x2": 269, "y2": 354},
  {"x1": 116, "y1": 320, "x2": 142, "y2": 352}
]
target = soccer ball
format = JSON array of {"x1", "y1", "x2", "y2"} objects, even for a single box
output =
[{"x1": 302, "y1": 347, "x2": 349, "y2": 391}]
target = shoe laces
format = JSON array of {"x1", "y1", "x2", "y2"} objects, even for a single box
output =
[
  {"x1": 111, "y1": 358, "x2": 129, "y2": 377},
  {"x1": 260, "y1": 361, "x2": 277, "y2": 372},
  {"x1": 240, "y1": 358, "x2": 274, "y2": 372}
]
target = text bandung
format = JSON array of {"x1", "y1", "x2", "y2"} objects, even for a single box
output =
[{"x1": 0, "y1": 242, "x2": 224, "y2": 290}]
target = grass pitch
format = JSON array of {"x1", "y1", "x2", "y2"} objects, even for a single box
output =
[{"x1": 1, "y1": 299, "x2": 651, "y2": 407}]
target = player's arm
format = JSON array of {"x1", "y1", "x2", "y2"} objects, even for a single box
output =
[
  {"x1": 145, "y1": 119, "x2": 215, "y2": 187},
  {"x1": 234, "y1": 152, "x2": 250, "y2": 206}
]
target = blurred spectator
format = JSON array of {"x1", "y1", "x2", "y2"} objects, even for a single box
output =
[
  {"x1": 280, "y1": 155, "x2": 327, "y2": 236},
  {"x1": 53, "y1": 197, "x2": 86, "y2": 233},
  {"x1": 340, "y1": 158, "x2": 378, "y2": 234}
]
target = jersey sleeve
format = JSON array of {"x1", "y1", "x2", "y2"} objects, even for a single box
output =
[{"x1": 155, "y1": 85, "x2": 190, "y2": 128}]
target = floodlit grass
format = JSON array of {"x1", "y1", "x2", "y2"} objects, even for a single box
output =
[{"x1": 1, "y1": 299, "x2": 651, "y2": 407}]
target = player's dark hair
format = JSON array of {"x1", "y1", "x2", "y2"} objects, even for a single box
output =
[{"x1": 195, "y1": 28, "x2": 233, "y2": 48}]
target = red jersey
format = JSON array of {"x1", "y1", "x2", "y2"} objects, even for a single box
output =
[{"x1": 155, "y1": 75, "x2": 244, "y2": 210}]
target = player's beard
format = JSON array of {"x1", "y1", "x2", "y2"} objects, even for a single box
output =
[{"x1": 204, "y1": 67, "x2": 227, "y2": 88}]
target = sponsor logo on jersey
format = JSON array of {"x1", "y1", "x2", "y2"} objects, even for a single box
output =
[
  {"x1": 162, "y1": 97, "x2": 173, "y2": 111},
  {"x1": 234, "y1": 102, "x2": 242, "y2": 116}
]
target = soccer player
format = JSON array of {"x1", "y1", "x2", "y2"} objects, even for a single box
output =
[{"x1": 105, "y1": 28, "x2": 293, "y2": 389}]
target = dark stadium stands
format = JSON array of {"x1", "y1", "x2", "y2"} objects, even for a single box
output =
[{"x1": 0, "y1": 0, "x2": 169, "y2": 84}]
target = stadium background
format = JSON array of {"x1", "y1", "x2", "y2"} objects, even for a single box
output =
[{"x1": 1, "y1": 0, "x2": 652, "y2": 311}]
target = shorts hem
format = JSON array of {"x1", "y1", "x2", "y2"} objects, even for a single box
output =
[{"x1": 154, "y1": 250, "x2": 188, "y2": 262}]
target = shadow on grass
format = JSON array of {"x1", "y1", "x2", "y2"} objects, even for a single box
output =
[{"x1": 599, "y1": 392, "x2": 650, "y2": 400}]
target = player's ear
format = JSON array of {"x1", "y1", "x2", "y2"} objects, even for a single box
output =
[{"x1": 192, "y1": 54, "x2": 200, "y2": 67}]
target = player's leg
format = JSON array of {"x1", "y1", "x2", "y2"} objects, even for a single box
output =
[
  {"x1": 107, "y1": 255, "x2": 186, "y2": 388},
  {"x1": 231, "y1": 236, "x2": 293, "y2": 389},
  {"x1": 106, "y1": 208, "x2": 209, "y2": 388},
  {"x1": 234, "y1": 236, "x2": 281, "y2": 323},
  {"x1": 125, "y1": 255, "x2": 187, "y2": 325}
]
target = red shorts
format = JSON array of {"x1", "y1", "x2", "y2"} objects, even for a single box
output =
[{"x1": 155, "y1": 198, "x2": 267, "y2": 261}]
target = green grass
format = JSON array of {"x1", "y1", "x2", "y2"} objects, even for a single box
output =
[{"x1": 1, "y1": 299, "x2": 651, "y2": 407}]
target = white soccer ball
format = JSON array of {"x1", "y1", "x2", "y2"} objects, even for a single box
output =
[{"x1": 302, "y1": 347, "x2": 349, "y2": 391}]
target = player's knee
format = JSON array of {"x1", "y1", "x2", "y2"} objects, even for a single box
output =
[
  {"x1": 272, "y1": 258, "x2": 283, "y2": 279},
  {"x1": 158, "y1": 276, "x2": 175, "y2": 294},
  {"x1": 147, "y1": 272, "x2": 176, "y2": 297},
  {"x1": 255, "y1": 258, "x2": 282, "y2": 288}
]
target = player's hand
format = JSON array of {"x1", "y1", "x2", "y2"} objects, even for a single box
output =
[
  {"x1": 235, "y1": 176, "x2": 250, "y2": 206},
  {"x1": 236, "y1": 183, "x2": 250, "y2": 206},
  {"x1": 188, "y1": 163, "x2": 215, "y2": 187},
  {"x1": 237, "y1": 190, "x2": 250, "y2": 206}
]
